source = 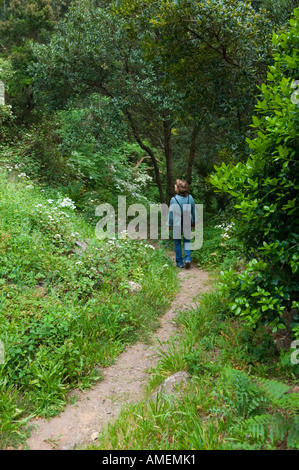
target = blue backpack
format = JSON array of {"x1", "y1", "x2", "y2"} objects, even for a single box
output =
[{"x1": 174, "y1": 195, "x2": 192, "y2": 237}]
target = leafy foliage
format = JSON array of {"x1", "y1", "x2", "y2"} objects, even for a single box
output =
[
  {"x1": 0, "y1": 0, "x2": 73, "y2": 121},
  {"x1": 211, "y1": 9, "x2": 299, "y2": 333},
  {"x1": 0, "y1": 169, "x2": 177, "y2": 447},
  {"x1": 0, "y1": 0, "x2": 298, "y2": 452},
  {"x1": 231, "y1": 377, "x2": 299, "y2": 449},
  {"x1": 89, "y1": 288, "x2": 298, "y2": 451},
  {"x1": 30, "y1": 0, "x2": 290, "y2": 204}
]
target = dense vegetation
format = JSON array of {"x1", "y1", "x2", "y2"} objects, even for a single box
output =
[
  {"x1": 90, "y1": 289, "x2": 299, "y2": 450},
  {"x1": 0, "y1": 170, "x2": 177, "y2": 448},
  {"x1": 0, "y1": 0, "x2": 298, "y2": 450}
]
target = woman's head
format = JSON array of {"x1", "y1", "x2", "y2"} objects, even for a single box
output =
[{"x1": 174, "y1": 179, "x2": 190, "y2": 197}]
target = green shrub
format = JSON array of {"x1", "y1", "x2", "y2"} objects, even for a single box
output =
[
  {"x1": 210, "y1": 9, "x2": 299, "y2": 333},
  {"x1": 192, "y1": 218, "x2": 242, "y2": 270},
  {"x1": 0, "y1": 169, "x2": 177, "y2": 446}
]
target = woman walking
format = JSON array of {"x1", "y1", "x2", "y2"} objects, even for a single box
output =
[{"x1": 167, "y1": 179, "x2": 196, "y2": 269}]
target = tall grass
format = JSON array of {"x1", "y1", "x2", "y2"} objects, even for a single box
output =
[{"x1": 89, "y1": 288, "x2": 298, "y2": 450}]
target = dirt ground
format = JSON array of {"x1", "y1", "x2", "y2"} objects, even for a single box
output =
[{"x1": 25, "y1": 255, "x2": 211, "y2": 450}]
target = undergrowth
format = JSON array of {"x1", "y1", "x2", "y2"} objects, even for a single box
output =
[
  {"x1": 0, "y1": 169, "x2": 177, "y2": 449},
  {"x1": 88, "y1": 289, "x2": 299, "y2": 450}
]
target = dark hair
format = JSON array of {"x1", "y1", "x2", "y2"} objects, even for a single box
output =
[{"x1": 175, "y1": 179, "x2": 190, "y2": 197}]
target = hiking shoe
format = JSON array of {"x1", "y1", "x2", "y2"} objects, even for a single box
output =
[
  {"x1": 177, "y1": 264, "x2": 185, "y2": 268},
  {"x1": 185, "y1": 260, "x2": 191, "y2": 269}
]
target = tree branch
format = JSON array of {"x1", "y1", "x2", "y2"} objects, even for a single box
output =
[
  {"x1": 124, "y1": 109, "x2": 165, "y2": 203},
  {"x1": 183, "y1": 25, "x2": 240, "y2": 68}
]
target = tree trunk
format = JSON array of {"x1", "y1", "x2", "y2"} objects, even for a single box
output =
[
  {"x1": 163, "y1": 120, "x2": 174, "y2": 205},
  {"x1": 186, "y1": 123, "x2": 200, "y2": 185},
  {"x1": 125, "y1": 111, "x2": 165, "y2": 204}
]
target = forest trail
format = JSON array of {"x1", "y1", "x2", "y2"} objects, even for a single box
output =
[{"x1": 26, "y1": 253, "x2": 211, "y2": 450}]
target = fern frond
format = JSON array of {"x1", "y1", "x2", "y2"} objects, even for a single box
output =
[
  {"x1": 233, "y1": 412, "x2": 290, "y2": 447},
  {"x1": 256, "y1": 377, "x2": 290, "y2": 404},
  {"x1": 223, "y1": 368, "x2": 267, "y2": 418},
  {"x1": 276, "y1": 394, "x2": 299, "y2": 415},
  {"x1": 243, "y1": 414, "x2": 274, "y2": 442},
  {"x1": 287, "y1": 417, "x2": 299, "y2": 450}
]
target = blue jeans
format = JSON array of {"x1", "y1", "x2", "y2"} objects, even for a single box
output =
[{"x1": 174, "y1": 237, "x2": 191, "y2": 267}]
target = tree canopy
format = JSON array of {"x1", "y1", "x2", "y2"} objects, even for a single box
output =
[{"x1": 31, "y1": 0, "x2": 292, "y2": 203}]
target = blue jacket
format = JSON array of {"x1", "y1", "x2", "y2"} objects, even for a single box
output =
[{"x1": 167, "y1": 194, "x2": 196, "y2": 227}]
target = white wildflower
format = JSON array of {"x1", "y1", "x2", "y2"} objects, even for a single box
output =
[{"x1": 57, "y1": 197, "x2": 76, "y2": 210}]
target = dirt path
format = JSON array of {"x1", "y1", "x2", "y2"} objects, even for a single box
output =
[{"x1": 26, "y1": 258, "x2": 210, "y2": 450}]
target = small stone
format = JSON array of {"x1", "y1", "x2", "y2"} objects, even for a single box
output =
[
  {"x1": 150, "y1": 371, "x2": 190, "y2": 400},
  {"x1": 127, "y1": 281, "x2": 142, "y2": 292}
]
